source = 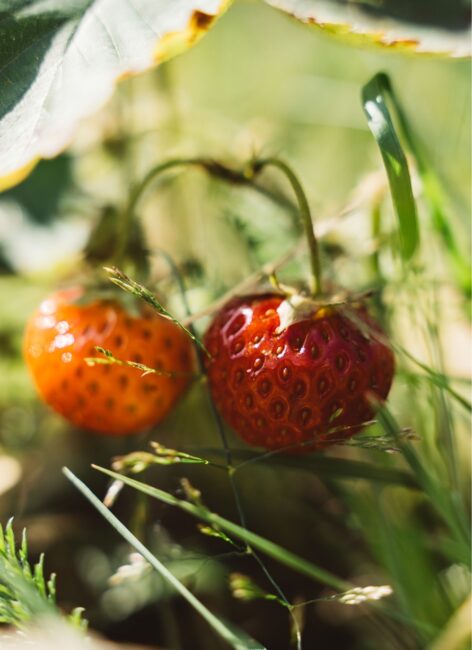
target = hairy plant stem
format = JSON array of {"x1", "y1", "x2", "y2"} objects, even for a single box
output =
[{"x1": 117, "y1": 156, "x2": 322, "y2": 297}]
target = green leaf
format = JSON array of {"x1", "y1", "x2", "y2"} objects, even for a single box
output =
[
  {"x1": 0, "y1": 155, "x2": 73, "y2": 223},
  {"x1": 91, "y1": 465, "x2": 349, "y2": 591},
  {"x1": 264, "y1": 0, "x2": 471, "y2": 57},
  {"x1": 0, "y1": 1, "x2": 230, "y2": 188},
  {"x1": 362, "y1": 73, "x2": 420, "y2": 261},
  {"x1": 63, "y1": 467, "x2": 266, "y2": 650}
]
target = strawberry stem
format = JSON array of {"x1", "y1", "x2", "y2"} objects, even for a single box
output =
[
  {"x1": 250, "y1": 158, "x2": 322, "y2": 297},
  {"x1": 119, "y1": 156, "x2": 322, "y2": 295},
  {"x1": 114, "y1": 158, "x2": 201, "y2": 266}
]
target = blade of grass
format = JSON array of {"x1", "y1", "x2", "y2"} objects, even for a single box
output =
[
  {"x1": 342, "y1": 484, "x2": 447, "y2": 643},
  {"x1": 394, "y1": 343, "x2": 471, "y2": 414},
  {"x1": 362, "y1": 73, "x2": 419, "y2": 261},
  {"x1": 63, "y1": 467, "x2": 266, "y2": 650},
  {"x1": 201, "y1": 448, "x2": 417, "y2": 488},
  {"x1": 85, "y1": 346, "x2": 197, "y2": 379},
  {"x1": 92, "y1": 465, "x2": 349, "y2": 592},
  {"x1": 429, "y1": 593, "x2": 472, "y2": 650},
  {"x1": 370, "y1": 100, "x2": 466, "y2": 502},
  {"x1": 374, "y1": 404, "x2": 470, "y2": 562},
  {"x1": 374, "y1": 494, "x2": 447, "y2": 642},
  {"x1": 375, "y1": 72, "x2": 471, "y2": 297},
  {"x1": 104, "y1": 266, "x2": 210, "y2": 357}
]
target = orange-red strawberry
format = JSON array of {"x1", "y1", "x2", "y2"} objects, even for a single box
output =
[
  {"x1": 204, "y1": 294, "x2": 394, "y2": 452},
  {"x1": 24, "y1": 288, "x2": 194, "y2": 435}
]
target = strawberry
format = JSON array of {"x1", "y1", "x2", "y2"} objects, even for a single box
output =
[
  {"x1": 204, "y1": 293, "x2": 394, "y2": 452},
  {"x1": 24, "y1": 288, "x2": 194, "y2": 435}
]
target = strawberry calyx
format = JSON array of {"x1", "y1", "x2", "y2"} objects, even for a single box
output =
[
  {"x1": 266, "y1": 284, "x2": 377, "y2": 335},
  {"x1": 83, "y1": 203, "x2": 150, "y2": 277},
  {"x1": 275, "y1": 294, "x2": 323, "y2": 333}
]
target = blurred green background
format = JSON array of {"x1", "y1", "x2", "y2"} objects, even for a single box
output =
[{"x1": 0, "y1": 2, "x2": 470, "y2": 649}]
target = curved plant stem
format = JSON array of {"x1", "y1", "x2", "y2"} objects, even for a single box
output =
[
  {"x1": 251, "y1": 158, "x2": 322, "y2": 297},
  {"x1": 114, "y1": 158, "x2": 202, "y2": 266},
  {"x1": 116, "y1": 156, "x2": 320, "y2": 300},
  {"x1": 115, "y1": 156, "x2": 256, "y2": 266}
]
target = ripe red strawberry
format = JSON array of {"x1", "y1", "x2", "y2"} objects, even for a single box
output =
[
  {"x1": 24, "y1": 288, "x2": 194, "y2": 435},
  {"x1": 204, "y1": 294, "x2": 394, "y2": 452}
]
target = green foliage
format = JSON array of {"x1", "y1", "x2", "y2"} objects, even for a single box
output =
[
  {"x1": 63, "y1": 467, "x2": 266, "y2": 650},
  {"x1": 84, "y1": 205, "x2": 149, "y2": 276},
  {"x1": 0, "y1": 519, "x2": 87, "y2": 631},
  {"x1": 362, "y1": 73, "x2": 419, "y2": 262},
  {"x1": 0, "y1": 1, "x2": 229, "y2": 185},
  {"x1": 1, "y1": 0, "x2": 469, "y2": 191},
  {"x1": 84, "y1": 465, "x2": 352, "y2": 592},
  {"x1": 0, "y1": 155, "x2": 73, "y2": 224},
  {"x1": 375, "y1": 403, "x2": 470, "y2": 561},
  {"x1": 265, "y1": 0, "x2": 471, "y2": 55},
  {"x1": 370, "y1": 73, "x2": 472, "y2": 298},
  {"x1": 395, "y1": 343, "x2": 472, "y2": 414}
]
